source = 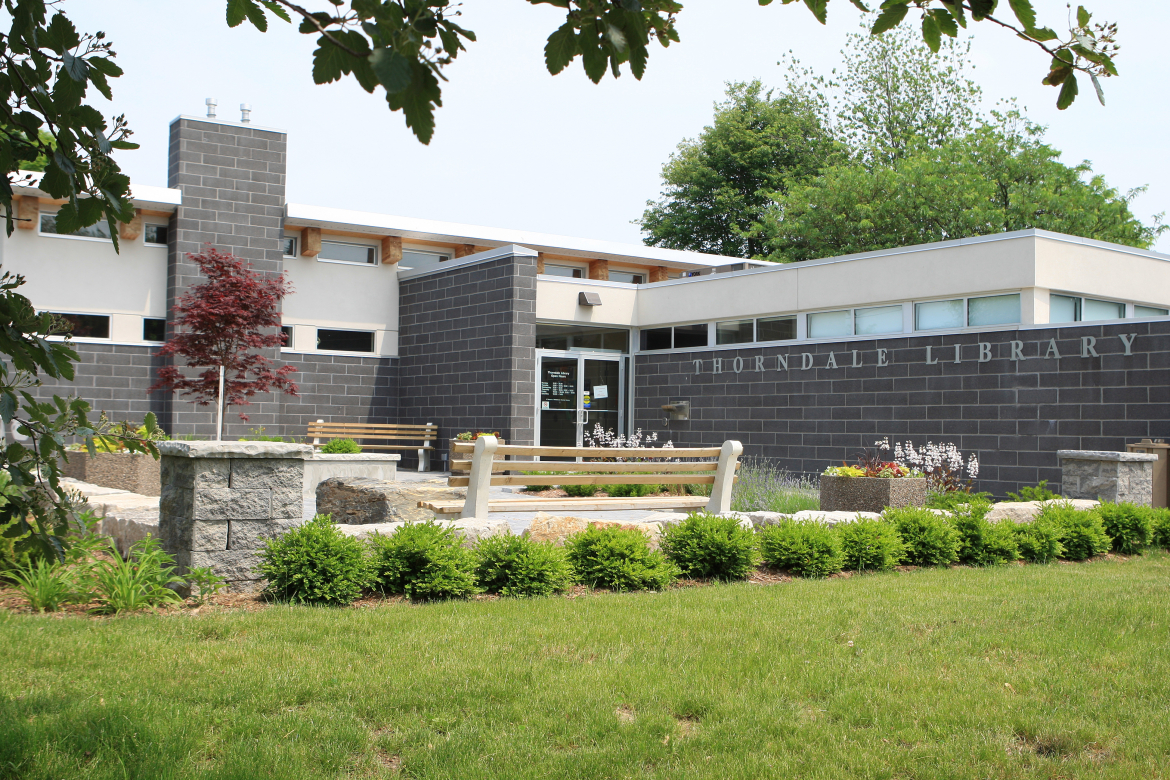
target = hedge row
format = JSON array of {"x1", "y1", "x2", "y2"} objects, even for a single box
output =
[{"x1": 260, "y1": 502, "x2": 1170, "y2": 606}]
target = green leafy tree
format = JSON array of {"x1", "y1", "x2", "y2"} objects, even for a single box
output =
[
  {"x1": 786, "y1": 23, "x2": 983, "y2": 163},
  {"x1": 763, "y1": 115, "x2": 1165, "y2": 261},
  {"x1": 639, "y1": 81, "x2": 843, "y2": 258}
]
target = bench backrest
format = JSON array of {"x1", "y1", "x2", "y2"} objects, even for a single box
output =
[
  {"x1": 308, "y1": 420, "x2": 438, "y2": 448},
  {"x1": 452, "y1": 435, "x2": 743, "y2": 516}
]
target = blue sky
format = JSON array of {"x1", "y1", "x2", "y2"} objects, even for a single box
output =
[{"x1": 68, "y1": 0, "x2": 1168, "y2": 253}]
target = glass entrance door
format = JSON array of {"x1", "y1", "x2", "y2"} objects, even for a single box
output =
[{"x1": 538, "y1": 353, "x2": 624, "y2": 447}]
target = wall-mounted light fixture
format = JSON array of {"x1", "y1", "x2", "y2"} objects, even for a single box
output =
[{"x1": 578, "y1": 291, "x2": 602, "y2": 306}]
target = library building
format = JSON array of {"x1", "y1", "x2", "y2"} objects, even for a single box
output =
[{"x1": 4, "y1": 108, "x2": 1168, "y2": 497}]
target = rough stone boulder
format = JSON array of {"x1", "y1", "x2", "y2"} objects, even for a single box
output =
[
  {"x1": 334, "y1": 518, "x2": 508, "y2": 546},
  {"x1": 523, "y1": 514, "x2": 666, "y2": 548},
  {"x1": 985, "y1": 499, "x2": 1099, "y2": 523},
  {"x1": 315, "y1": 476, "x2": 464, "y2": 524}
]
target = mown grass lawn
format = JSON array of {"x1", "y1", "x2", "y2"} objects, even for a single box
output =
[{"x1": 3, "y1": 553, "x2": 1169, "y2": 780}]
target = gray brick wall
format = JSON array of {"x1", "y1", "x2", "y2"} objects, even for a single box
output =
[
  {"x1": 162, "y1": 117, "x2": 289, "y2": 435},
  {"x1": 398, "y1": 253, "x2": 537, "y2": 468},
  {"x1": 634, "y1": 319, "x2": 1170, "y2": 498}
]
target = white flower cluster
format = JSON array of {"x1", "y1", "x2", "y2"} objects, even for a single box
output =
[
  {"x1": 874, "y1": 437, "x2": 979, "y2": 478},
  {"x1": 583, "y1": 423, "x2": 671, "y2": 449}
]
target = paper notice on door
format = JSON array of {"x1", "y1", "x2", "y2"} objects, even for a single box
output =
[
  {"x1": 541, "y1": 401, "x2": 550, "y2": 410},
  {"x1": 593, "y1": 385, "x2": 609, "y2": 400}
]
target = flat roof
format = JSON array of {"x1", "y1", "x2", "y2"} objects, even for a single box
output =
[
  {"x1": 284, "y1": 202, "x2": 767, "y2": 271},
  {"x1": 11, "y1": 171, "x2": 183, "y2": 213}
]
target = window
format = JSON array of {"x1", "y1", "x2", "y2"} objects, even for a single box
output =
[
  {"x1": 542, "y1": 264, "x2": 584, "y2": 279},
  {"x1": 916, "y1": 299, "x2": 964, "y2": 330},
  {"x1": 672, "y1": 324, "x2": 709, "y2": 349},
  {"x1": 807, "y1": 310, "x2": 851, "y2": 339},
  {"x1": 1135, "y1": 305, "x2": 1169, "y2": 318},
  {"x1": 1049, "y1": 294, "x2": 1080, "y2": 323},
  {"x1": 144, "y1": 224, "x2": 168, "y2": 245},
  {"x1": 282, "y1": 236, "x2": 297, "y2": 257},
  {"x1": 400, "y1": 250, "x2": 451, "y2": 270},
  {"x1": 715, "y1": 319, "x2": 754, "y2": 345},
  {"x1": 281, "y1": 326, "x2": 293, "y2": 348},
  {"x1": 316, "y1": 329, "x2": 374, "y2": 352},
  {"x1": 318, "y1": 240, "x2": 376, "y2": 265},
  {"x1": 757, "y1": 315, "x2": 796, "y2": 342},
  {"x1": 640, "y1": 327, "x2": 672, "y2": 351},
  {"x1": 608, "y1": 271, "x2": 645, "y2": 285},
  {"x1": 143, "y1": 318, "x2": 166, "y2": 342},
  {"x1": 536, "y1": 323, "x2": 629, "y2": 353},
  {"x1": 854, "y1": 305, "x2": 903, "y2": 336},
  {"x1": 1082, "y1": 298, "x2": 1125, "y2": 322},
  {"x1": 968, "y1": 294, "x2": 1020, "y2": 327},
  {"x1": 49, "y1": 313, "x2": 110, "y2": 339},
  {"x1": 39, "y1": 213, "x2": 111, "y2": 240}
]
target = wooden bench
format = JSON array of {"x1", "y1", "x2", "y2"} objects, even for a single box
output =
[
  {"x1": 308, "y1": 420, "x2": 438, "y2": 471},
  {"x1": 419, "y1": 435, "x2": 742, "y2": 519}
]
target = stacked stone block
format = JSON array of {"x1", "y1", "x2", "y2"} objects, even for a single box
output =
[
  {"x1": 158, "y1": 441, "x2": 310, "y2": 588},
  {"x1": 1057, "y1": 450, "x2": 1157, "y2": 505}
]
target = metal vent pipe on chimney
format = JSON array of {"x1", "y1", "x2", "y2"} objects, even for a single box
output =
[
  {"x1": 240, "y1": 103, "x2": 251, "y2": 124},
  {"x1": 205, "y1": 98, "x2": 217, "y2": 119}
]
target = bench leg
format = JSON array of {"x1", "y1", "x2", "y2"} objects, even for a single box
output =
[
  {"x1": 705, "y1": 440, "x2": 743, "y2": 515},
  {"x1": 460, "y1": 435, "x2": 498, "y2": 520},
  {"x1": 418, "y1": 448, "x2": 430, "y2": 472}
]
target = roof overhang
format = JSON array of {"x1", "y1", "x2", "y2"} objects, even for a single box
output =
[{"x1": 10, "y1": 171, "x2": 182, "y2": 213}]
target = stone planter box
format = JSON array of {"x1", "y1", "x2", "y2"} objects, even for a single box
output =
[
  {"x1": 819, "y1": 475, "x2": 927, "y2": 514},
  {"x1": 303, "y1": 453, "x2": 401, "y2": 499},
  {"x1": 61, "y1": 451, "x2": 161, "y2": 496},
  {"x1": 1058, "y1": 449, "x2": 1156, "y2": 505}
]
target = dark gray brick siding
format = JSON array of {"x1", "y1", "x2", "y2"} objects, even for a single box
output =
[
  {"x1": 397, "y1": 254, "x2": 538, "y2": 468},
  {"x1": 634, "y1": 319, "x2": 1170, "y2": 498},
  {"x1": 163, "y1": 118, "x2": 289, "y2": 434}
]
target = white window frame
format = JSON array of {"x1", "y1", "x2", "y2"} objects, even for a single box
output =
[
  {"x1": 314, "y1": 327, "x2": 377, "y2": 355},
  {"x1": 316, "y1": 239, "x2": 378, "y2": 267},
  {"x1": 282, "y1": 235, "x2": 298, "y2": 258},
  {"x1": 755, "y1": 314, "x2": 798, "y2": 343},
  {"x1": 542, "y1": 263, "x2": 587, "y2": 279},
  {"x1": 37, "y1": 210, "x2": 113, "y2": 244},
  {"x1": 43, "y1": 311, "x2": 112, "y2": 342},
  {"x1": 143, "y1": 223, "x2": 168, "y2": 247},
  {"x1": 1048, "y1": 291, "x2": 1129, "y2": 324}
]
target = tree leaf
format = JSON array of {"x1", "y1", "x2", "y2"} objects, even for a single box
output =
[
  {"x1": 968, "y1": 0, "x2": 995, "y2": 21},
  {"x1": 921, "y1": 14, "x2": 941, "y2": 52},
  {"x1": 849, "y1": 0, "x2": 871, "y2": 12},
  {"x1": 931, "y1": 9, "x2": 958, "y2": 38},
  {"x1": 1007, "y1": 0, "x2": 1036, "y2": 32},
  {"x1": 939, "y1": 0, "x2": 966, "y2": 28},
  {"x1": 226, "y1": 0, "x2": 249, "y2": 28},
  {"x1": 544, "y1": 22, "x2": 578, "y2": 76},
  {"x1": 579, "y1": 20, "x2": 608, "y2": 84},
  {"x1": 1091, "y1": 73, "x2": 1105, "y2": 106},
  {"x1": 61, "y1": 52, "x2": 88, "y2": 83},
  {"x1": 312, "y1": 36, "x2": 351, "y2": 84},
  {"x1": 243, "y1": 0, "x2": 268, "y2": 32},
  {"x1": 1076, "y1": 5, "x2": 1091, "y2": 27},
  {"x1": 369, "y1": 47, "x2": 412, "y2": 93},
  {"x1": 871, "y1": 3, "x2": 909, "y2": 35},
  {"x1": 802, "y1": 0, "x2": 828, "y2": 25},
  {"x1": 259, "y1": 0, "x2": 292, "y2": 23},
  {"x1": 1056, "y1": 72, "x2": 1078, "y2": 110}
]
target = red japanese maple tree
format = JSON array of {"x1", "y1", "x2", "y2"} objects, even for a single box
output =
[{"x1": 148, "y1": 246, "x2": 298, "y2": 432}]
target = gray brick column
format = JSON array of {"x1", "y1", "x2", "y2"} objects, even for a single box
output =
[
  {"x1": 164, "y1": 117, "x2": 288, "y2": 436},
  {"x1": 158, "y1": 441, "x2": 309, "y2": 590}
]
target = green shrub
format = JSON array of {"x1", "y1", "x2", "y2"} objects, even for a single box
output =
[
  {"x1": 520, "y1": 471, "x2": 555, "y2": 492},
  {"x1": 1152, "y1": 508, "x2": 1170, "y2": 549},
  {"x1": 93, "y1": 536, "x2": 187, "y2": 614},
  {"x1": 758, "y1": 520, "x2": 843, "y2": 578},
  {"x1": 260, "y1": 515, "x2": 369, "y2": 605},
  {"x1": 562, "y1": 482, "x2": 600, "y2": 497},
  {"x1": 660, "y1": 512, "x2": 758, "y2": 580},
  {"x1": 603, "y1": 483, "x2": 661, "y2": 498},
  {"x1": 884, "y1": 507, "x2": 960, "y2": 567},
  {"x1": 474, "y1": 532, "x2": 574, "y2": 597},
  {"x1": 369, "y1": 521, "x2": 478, "y2": 600},
  {"x1": 9, "y1": 558, "x2": 75, "y2": 612},
  {"x1": 1094, "y1": 502, "x2": 1153, "y2": 555},
  {"x1": 320, "y1": 437, "x2": 362, "y2": 454},
  {"x1": 1039, "y1": 502, "x2": 1111, "y2": 561},
  {"x1": 566, "y1": 526, "x2": 678, "y2": 591},
  {"x1": 837, "y1": 518, "x2": 904, "y2": 572},
  {"x1": 925, "y1": 490, "x2": 993, "y2": 511},
  {"x1": 1006, "y1": 480, "x2": 1060, "y2": 502},
  {"x1": 951, "y1": 500, "x2": 1020, "y2": 566},
  {"x1": 1014, "y1": 517, "x2": 1065, "y2": 564}
]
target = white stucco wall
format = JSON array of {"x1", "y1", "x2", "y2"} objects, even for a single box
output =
[
  {"x1": 280, "y1": 233, "x2": 398, "y2": 356},
  {"x1": 0, "y1": 210, "x2": 169, "y2": 330}
]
